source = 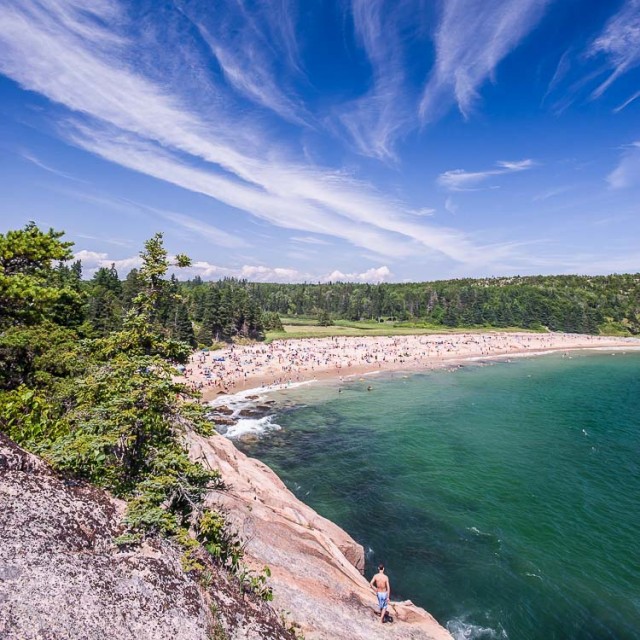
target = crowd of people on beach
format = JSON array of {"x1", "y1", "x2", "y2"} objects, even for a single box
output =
[{"x1": 177, "y1": 331, "x2": 633, "y2": 396}]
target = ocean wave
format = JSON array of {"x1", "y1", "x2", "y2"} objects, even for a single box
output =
[
  {"x1": 224, "y1": 415, "x2": 282, "y2": 439},
  {"x1": 447, "y1": 618, "x2": 508, "y2": 640},
  {"x1": 208, "y1": 380, "x2": 315, "y2": 408}
]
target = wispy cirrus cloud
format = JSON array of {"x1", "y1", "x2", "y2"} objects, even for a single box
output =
[
  {"x1": 50, "y1": 184, "x2": 248, "y2": 249},
  {"x1": 337, "y1": 0, "x2": 416, "y2": 160},
  {"x1": 0, "y1": 0, "x2": 528, "y2": 273},
  {"x1": 182, "y1": 0, "x2": 309, "y2": 126},
  {"x1": 291, "y1": 236, "x2": 330, "y2": 245},
  {"x1": 607, "y1": 142, "x2": 640, "y2": 189},
  {"x1": 438, "y1": 159, "x2": 536, "y2": 191},
  {"x1": 614, "y1": 90, "x2": 640, "y2": 113},
  {"x1": 588, "y1": 0, "x2": 640, "y2": 99},
  {"x1": 20, "y1": 150, "x2": 86, "y2": 182},
  {"x1": 420, "y1": 0, "x2": 550, "y2": 121}
]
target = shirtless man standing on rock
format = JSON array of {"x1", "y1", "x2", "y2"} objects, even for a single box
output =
[{"x1": 370, "y1": 564, "x2": 391, "y2": 624}]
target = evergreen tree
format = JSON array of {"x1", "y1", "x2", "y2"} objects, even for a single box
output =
[{"x1": 0, "y1": 222, "x2": 81, "y2": 328}]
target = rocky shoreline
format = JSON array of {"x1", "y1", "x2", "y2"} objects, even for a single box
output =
[
  {"x1": 187, "y1": 431, "x2": 453, "y2": 640},
  {"x1": 0, "y1": 429, "x2": 451, "y2": 639}
]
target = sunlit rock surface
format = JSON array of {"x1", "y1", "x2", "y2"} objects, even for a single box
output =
[
  {"x1": 188, "y1": 432, "x2": 453, "y2": 640},
  {"x1": 0, "y1": 432, "x2": 292, "y2": 640}
]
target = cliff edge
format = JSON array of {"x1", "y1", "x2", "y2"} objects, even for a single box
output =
[
  {"x1": 188, "y1": 432, "x2": 453, "y2": 640},
  {"x1": 0, "y1": 428, "x2": 451, "y2": 639}
]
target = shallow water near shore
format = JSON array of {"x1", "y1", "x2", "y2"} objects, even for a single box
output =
[{"x1": 233, "y1": 351, "x2": 640, "y2": 640}]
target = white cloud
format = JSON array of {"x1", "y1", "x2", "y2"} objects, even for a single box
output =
[
  {"x1": 589, "y1": 0, "x2": 640, "y2": 99},
  {"x1": 614, "y1": 90, "x2": 640, "y2": 113},
  {"x1": 291, "y1": 236, "x2": 330, "y2": 245},
  {"x1": 152, "y1": 209, "x2": 248, "y2": 249},
  {"x1": 20, "y1": 150, "x2": 85, "y2": 182},
  {"x1": 51, "y1": 185, "x2": 248, "y2": 249},
  {"x1": 607, "y1": 142, "x2": 640, "y2": 189},
  {"x1": 73, "y1": 249, "x2": 142, "y2": 276},
  {"x1": 337, "y1": 0, "x2": 414, "y2": 160},
  {"x1": 75, "y1": 248, "x2": 392, "y2": 284},
  {"x1": 444, "y1": 197, "x2": 458, "y2": 214},
  {"x1": 191, "y1": 10, "x2": 308, "y2": 126},
  {"x1": 0, "y1": 0, "x2": 527, "y2": 271},
  {"x1": 408, "y1": 208, "x2": 436, "y2": 217},
  {"x1": 532, "y1": 185, "x2": 573, "y2": 202},
  {"x1": 438, "y1": 159, "x2": 535, "y2": 191},
  {"x1": 323, "y1": 266, "x2": 392, "y2": 283},
  {"x1": 420, "y1": 0, "x2": 550, "y2": 121}
]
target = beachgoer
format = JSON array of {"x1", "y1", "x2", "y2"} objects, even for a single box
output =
[{"x1": 370, "y1": 563, "x2": 390, "y2": 623}]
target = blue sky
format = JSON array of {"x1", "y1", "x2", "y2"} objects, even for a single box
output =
[{"x1": 1, "y1": 0, "x2": 639, "y2": 283}]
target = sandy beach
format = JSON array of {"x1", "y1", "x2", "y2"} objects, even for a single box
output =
[{"x1": 178, "y1": 332, "x2": 640, "y2": 401}]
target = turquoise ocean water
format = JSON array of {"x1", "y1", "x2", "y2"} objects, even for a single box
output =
[{"x1": 233, "y1": 351, "x2": 640, "y2": 639}]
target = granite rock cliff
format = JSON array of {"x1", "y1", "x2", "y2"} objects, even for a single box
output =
[
  {"x1": 188, "y1": 432, "x2": 453, "y2": 640},
  {"x1": 0, "y1": 432, "x2": 293, "y2": 640}
]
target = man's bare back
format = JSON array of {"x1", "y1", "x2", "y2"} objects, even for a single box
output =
[
  {"x1": 370, "y1": 564, "x2": 391, "y2": 623},
  {"x1": 371, "y1": 572, "x2": 389, "y2": 593}
]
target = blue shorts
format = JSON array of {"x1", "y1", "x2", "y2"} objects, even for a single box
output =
[{"x1": 377, "y1": 591, "x2": 388, "y2": 610}]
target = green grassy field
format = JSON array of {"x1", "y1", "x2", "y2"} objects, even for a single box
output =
[{"x1": 265, "y1": 317, "x2": 546, "y2": 342}]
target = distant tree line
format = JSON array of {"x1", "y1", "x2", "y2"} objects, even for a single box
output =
[
  {"x1": 82, "y1": 270, "x2": 640, "y2": 340},
  {"x1": 192, "y1": 275, "x2": 639, "y2": 336},
  {"x1": 7, "y1": 228, "x2": 634, "y2": 342}
]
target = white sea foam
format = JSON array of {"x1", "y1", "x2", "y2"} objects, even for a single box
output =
[
  {"x1": 447, "y1": 618, "x2": 508, "y2": 640},
  {"x1": 208, "y1": 379, "x2": 315, "y2": 410},
  {"x1": 224, "y1": 415, "x2": 282, "y2": 439}
]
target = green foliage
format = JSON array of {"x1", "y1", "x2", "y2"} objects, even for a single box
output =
[
  {"x1": 86, "y1": 265, "x2": 123, "y2": 335},
  {"x1": 261, "y1": 311, "x2": 284, "y2": 332},
  {"x1": 0, "y1": 323, "x2": 87, "y2": 390},
  {"x1": 0, "y1": 222, "x2": 82, "y2": 328},
  {"x1": 184, "y1": 275, "x2": 639, "y2": 336},
  {"x1": 0, "y1": 226, "x2": 217, "y2": 549},
  {"x1": 197, "y1": 509, "x2": 244, "y2": 571},
  {"x1": 113, "y1": 532, "x2": 142, "y2": 546},
  {"x1": 185, "y1": 279, "x2": 265, "y2": 342},
  {"x1": 0, "y1": 386, "x2": 66, "y2": 451},
  {"x1": 238, "y1": 565, "x2": 273, "y2": 601},
  {"x1": 196, "y1": 509, "x2": 275, "y2": 601},
  {"x1": 316, "y1": 309, "x2": 333, "y2": 327},
  {"x1": 177, "y1": 527, "x2": 207, "y2": 573},
  {"x1": 0, "y1": 225, "x2": 279, "y2": 622}
]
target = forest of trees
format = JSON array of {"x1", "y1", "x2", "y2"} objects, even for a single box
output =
[
  {"x1": 243, "y1": 275, "x2": 640, "y2": 335},
  {"x1": 49, "y1": 263, "x2": 640, "y2": 340},
  {"x1": 3, "y1": 224, "x2": 638, "y2": 355},
  {"x1": 174, "y1": 274, "x2": 640, "y2": 344},
  {"x1": 86, "y1": 268, "x2": 640, "y2": 340}
]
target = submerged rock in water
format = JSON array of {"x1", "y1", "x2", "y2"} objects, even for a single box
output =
[
  {"x1": 215, "y1": 405, "x2": 234, "y2": 415},
  {"x1": 0, "y1": 433, "x2": 293, "y2": 640},
  {"x1": 212, "y1": 415, "x2": 237, "y2": 426},
  {"x1": 238, "y1": 408, "x2": 265, "y2": 418}
]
